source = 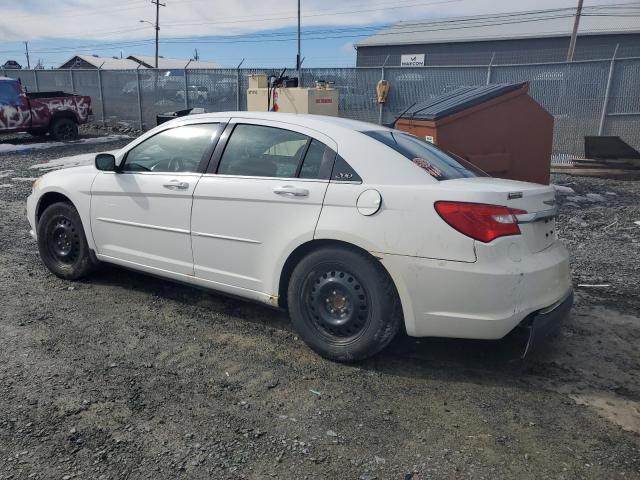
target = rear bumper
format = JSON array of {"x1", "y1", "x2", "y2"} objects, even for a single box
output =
[
  {"x1": 522, "y1": 290, "x2": 573, "y2": 356},
  {"x1": 377, "y1": 240, "x2": 573, "y2": 339}
]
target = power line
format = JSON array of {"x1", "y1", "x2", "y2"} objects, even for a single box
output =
[
  {"x1": 1, "y1": 5, "x2": 637, "y2": 57},
  {"x1": 6, "y1": 0, "x2": 149, "y2": 21},
  {"x1": 163, "y1": 0, "x2": 463, "y2": 27}
]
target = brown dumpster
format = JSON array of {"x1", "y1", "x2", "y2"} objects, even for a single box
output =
[{"x1": 394, "y1": 82, "x2": 554, "y2": 184}]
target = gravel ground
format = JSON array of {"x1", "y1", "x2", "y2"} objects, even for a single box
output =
[{"x1": 0, "y1": 132, "x2": 639, "y2": 480}]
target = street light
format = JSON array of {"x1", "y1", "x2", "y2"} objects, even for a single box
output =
[{"x1": 139, "y1": 19, "x2": 159, "y2": 68}]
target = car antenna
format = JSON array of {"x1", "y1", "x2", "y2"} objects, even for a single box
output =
[{"x1": 384, "y1": 102, "x2": 416, "y2": 129}]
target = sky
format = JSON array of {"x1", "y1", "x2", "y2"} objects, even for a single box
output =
[{"x1": 0, "y1": 0, "x2": 635, "y2": 68}]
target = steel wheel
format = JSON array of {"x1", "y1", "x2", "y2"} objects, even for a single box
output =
[
  {"x1": 288, "y1": 246, "x2": 402, "y2": 362},
  {"x1": 303, "y1": 268, "x2": 370, "y2": 343},
  {"x1": 37, "y1": 201, "x2": 98, "y2": 280},
  {"x1": 46, "y1": 215, "x2": 81, "y2": 266}
]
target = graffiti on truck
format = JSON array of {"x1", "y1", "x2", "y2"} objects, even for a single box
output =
[{"x1": 1, "y1": 78, "x2": 91, "y2": 131}]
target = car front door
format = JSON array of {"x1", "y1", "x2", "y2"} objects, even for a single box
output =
[
  {"x1": 190, "y1": 119, "x2": 337, "y2": 296},
  {"x1": 90, "y1": 122, "x2": 224, "y2": 275}
]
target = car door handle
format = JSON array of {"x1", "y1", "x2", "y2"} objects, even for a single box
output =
[
  {"x1": 163, "y1": 180, "x2": 189, "y2": 190},
  {"x1": 273, "y1": 185, "x2": 309, "y2": 197}
]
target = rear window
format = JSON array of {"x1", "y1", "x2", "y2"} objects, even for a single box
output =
[{"x1": 362, "y1": 130, "x2": 487, "y2": 180}]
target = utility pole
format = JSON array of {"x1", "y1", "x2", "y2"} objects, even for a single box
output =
[
  {"x1": 566, "y1": 0, "x2": 583, "y2": 62},
  {"x1": 151, "y1": 0, "x2": 166, "y2": 68},
  {"x1": 296, "y1": 0, "x2": 301, "y2": 71},
  {"x1": 24, "y1": 42, "x2": 31, "y2": 69}
]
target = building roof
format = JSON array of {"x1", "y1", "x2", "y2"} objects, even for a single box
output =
[
  {"x1": 127, "y1": 55, "x2": 220, "y2": 69},
  {"x1": 355, "y1": 7, "x2": 640, "y2": 48},
  {"x1": 400, "y1": 83, "x2": 527, "y2": 121},
  {"x1": 59, "y1": 55, "x2": 142, "y2": 69}
]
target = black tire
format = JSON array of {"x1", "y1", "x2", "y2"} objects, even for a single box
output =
[
  {"x1": 37, "y1": 202, "x2": 98, "y2": 280},
  {"x1": 50, "y1": 117, "x2": 78, "y2": 141},
  {"x1": 288, "y1": 246, "x2": 402, "y2": 362}
]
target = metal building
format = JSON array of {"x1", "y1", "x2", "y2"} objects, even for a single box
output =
[{"x1": 354, "y1": 7, "x2": 640, "y2": 66}]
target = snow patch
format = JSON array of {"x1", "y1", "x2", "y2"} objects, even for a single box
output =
[
  {"x1": 0, "y1": 135, "x2": 131, "y2": 154},
  {"x1": 552, "y1": 184, "x2": 576, "y2": 195}
]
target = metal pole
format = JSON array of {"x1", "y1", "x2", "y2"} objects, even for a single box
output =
[
  {"x1": 378, "y1": 56, "x2": 389, "y2": 125},
  {"x1": 97, "y1": 65, "x2": 105, "y2": 126},
  {"x1": 598, "y1": 44, "x2": 619, "y2": 136},
  {"x1": 296, "y1": 0, "x2": 301, "y2": 72},
  {"x1": 33, "y1": 70, "x2": 39, "y2": 92},
  {"x1": 236, "y1": 58, "x2": 244, "y2": 112},
  {"x1": 136, "y1": 67, "x2": 144, "y2": 130},
  {"x1": 155, "y1": 1, "x2": 160, "y2": 68},
  {"x1": 486, "y1": 52, "x2": 495, "y2": 85},
  {"x1": 566, "y1": 0, "x2": 584, "y2": 62},
  {"x1": 24, "y1": 42, "x2": 31, "y2": 69},
  {"x1": 69, "y1": 69, "x2": 75, "y2": 93},
  {"x1": 152, "y1": 0, "x2": 166, "y2": 68},
  {"x1": 183, "y1": 68, "x2": 189, "y2": 109}
]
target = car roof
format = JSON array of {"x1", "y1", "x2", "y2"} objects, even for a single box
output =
[{"x1": 175, "y1": 111, "x2": 392, "y2": 134}]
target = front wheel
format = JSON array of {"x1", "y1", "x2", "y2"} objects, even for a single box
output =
[
  {"x1": 288, "y1": 246, "x2": 402, "y2": 362},
  {"x1": 37, "y1": 202, "x2": 98, "y2": 280}
]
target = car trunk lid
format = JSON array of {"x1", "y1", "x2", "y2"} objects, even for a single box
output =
[{"x1": 439, "y1": 177, "x2": 558, "y2": 253}]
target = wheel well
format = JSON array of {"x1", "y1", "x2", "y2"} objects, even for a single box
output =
[
  {"x1": 50, "y1": 111, "x2": 78, "y2": 126},
  {"x1": 278, "y1": 239, "x2": 395, "y2": 310},
  {"x1": 36, "y1": 192, "x2": 72, "y2": 222}
]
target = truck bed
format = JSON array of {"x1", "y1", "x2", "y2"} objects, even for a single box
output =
[{"x1": 26, "y1": 91, "x2": 79, "y2": 99}]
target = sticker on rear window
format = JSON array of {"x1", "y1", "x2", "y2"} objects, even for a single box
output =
[{"x1": 412, "y1": 157, "x2": 443, "y2": 179}]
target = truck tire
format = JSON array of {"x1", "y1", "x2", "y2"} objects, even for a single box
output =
[
  {"x1": 287, "y1": 246, "x2": 402, "y2": 362},
  {"x1": 50, "y1": 117, "x2": 79, "y2": 141},
  {"x1": 37, "y1": 202, "x2": 98, "y2": 280}
]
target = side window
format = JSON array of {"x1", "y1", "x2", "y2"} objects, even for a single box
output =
[
  {"x1": 0, "y1": 81, "x2": 20, "y2": 106},
  {"x1": 299, "y1": 139, "x2": 328, "y2": 179},
  {"x1": 217, "y1": 124, "x2": 309, "y2": 178},
  {"x1": 123, "y1": 123, "x2": 219, "y2": 173}
]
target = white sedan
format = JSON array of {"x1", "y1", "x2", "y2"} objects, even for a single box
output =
[{"x1": 27, "y1": 112, "x2": 573, "y2": 361}]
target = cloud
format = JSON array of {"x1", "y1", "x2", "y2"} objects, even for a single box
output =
[{"x1": 0, "y1": 0, "x2": 617, "y2": 42}]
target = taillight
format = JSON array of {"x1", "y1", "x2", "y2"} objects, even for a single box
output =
[{"x1": 434, "y1": 201, "x2": 527, "y2": 243}]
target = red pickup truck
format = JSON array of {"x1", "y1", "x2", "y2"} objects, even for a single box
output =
[{"x1": 0, "y1": 76, "x2": 92, "y2": 141}]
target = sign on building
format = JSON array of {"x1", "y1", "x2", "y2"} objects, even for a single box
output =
[{"x1": 400, "y1": 54, "x2": 425, "y2": 67}]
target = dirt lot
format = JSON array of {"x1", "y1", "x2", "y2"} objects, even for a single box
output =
[{"x1": 1, "y1": 132, "x2": 639, "y2": 480}]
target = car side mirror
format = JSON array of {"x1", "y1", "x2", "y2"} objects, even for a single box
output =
[{"x1": 95, "y1": 153, "x2": 117, "y2": 171}]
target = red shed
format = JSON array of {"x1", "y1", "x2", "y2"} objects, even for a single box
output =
[{"x1": 394, "y1": 82, "x2": 554, "y2": 184}]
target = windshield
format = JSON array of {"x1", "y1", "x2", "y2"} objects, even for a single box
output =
[{"x1": 363, "y1": 130, "x2": 487, "y2": 180}]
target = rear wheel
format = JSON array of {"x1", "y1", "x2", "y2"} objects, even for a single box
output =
[
  {"x1": 288, "y1": 246, "x2": 401, "y2": 362},
  {"x1": 50, "y1": 117, "x2": 78, "y2": 141},
  {"x1": 37, "y1": 202, "x2": 98, "y2": 280}
]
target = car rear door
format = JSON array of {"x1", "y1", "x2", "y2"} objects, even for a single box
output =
[
  {"x1": 190, "y1": 118, "x2": 337, "y2": 295},
  {"x1": 90, "y1": 122, "x2": 225, "y2": 275}
]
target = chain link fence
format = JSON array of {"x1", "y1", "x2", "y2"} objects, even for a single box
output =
[{"x1": 3, "y1": 53, "x2": 639, "y2": 158}]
